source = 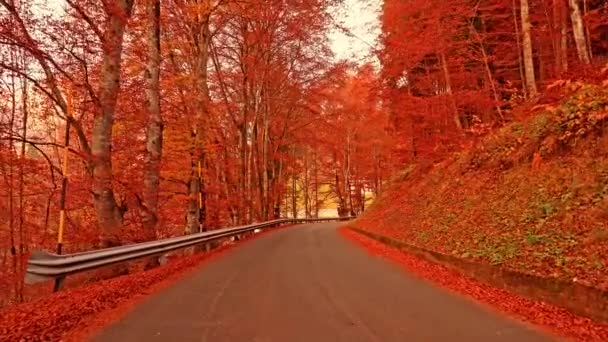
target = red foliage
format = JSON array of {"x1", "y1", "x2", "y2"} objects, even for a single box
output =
[
  {"x1": 341, "y1": 227, "x2": 608, "y2": 342},
  {"x1": 380, "y1": 0, "x2": 608, "y2": 162},
  {"x1": 0, "y1": 0, "x2": 344, "y2": 305}
]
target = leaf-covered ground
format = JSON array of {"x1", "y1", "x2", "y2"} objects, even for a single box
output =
[
  {"x1": 341, "y1": 227, "x2": 608, "y2": 341},
  {"x1": 0, "y1": 229, "x2": 278, "y2": 341},
  {"x1": 354, "y1": 82, "x2": 608, "y2": 291}
]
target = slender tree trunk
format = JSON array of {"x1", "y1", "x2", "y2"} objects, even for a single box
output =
[
  {"x1": 359, "y1": 183, "x2": 365, "y2": 213},
  {"x1": 186, "y1": 154, "x2": 201, "y2": 234},
  {"x1": 314, "y1": 150, "x2": 319, "y2": 218},
  {"x1": 569, "y1": 0, "x2": 591, "y2": 64},
  {"x1": 220, "y1": 152, "x2": 238, "y2": 224},
  {"x1": 583, "y1": 0, "x2": 592, "y2": 59},
  {"x1": 347, "y1": 178, "x2": 354, "y2": 216},
  {"x1": 552, "y1": 0, "x2": 561, "y2": 73},
  {"x1": 262, "y1": 113, "x2": 269, "y2": 220},
  {"x1": 246, "y1": 124, "x2": 254, "y2": 222},
  {"x1": 17, "y1": 72, "x2": 28, "y2": 302},
  {"x1": 345, "y1": 135, "x2": 354, "y2": 216},
  {"x1": 93, "y1": 0, "x2": 135, "y2": 247},
  {"x1": 304, "y1": 151, "x2": 310, "y2": 218},
  {"x1": 8, "y1": 65, "x2": 17, "y2": 301},
  {"x1": 252, "y1": 120, "x2": 263, "y2": 220},
  {"x1": 439, "y1": 52, "x2": 461, "y2": 129},
  {"x1": 275, "y1": 158, "x2": 283, "y2": 219},
  {"x1": 55, "y1": 92, "x2": 71, "y2": 287},
  {"x1": 335, "y1": 167, "x2": 346, "y2": 216},
  {"x1": 539, "y1": 35, "x2": 547, "y2": 82},
  {"x1": 470, "y1": 20, "x2": 505, "y2": 122},
  {"x1": 291, "y1": 174, "x2": 297, "y2": 219},
  {"x1": 552, "y1": 0, "x2": 570, "y2": 73},
  {"x1": 142, "y1": 0, "x2": 162, "y2": 242},
  {"x1": 238, "y1": 123, "x2": 247, "y2": 223},
  {"x1": 520, "y1": 0, "x2": 538, "y2": 97},
  {"x1": 512, "y1": 0, "x2": 528, "y2": 98},
  {"x1": 560, "y1": 0, "x2": 569, "y2": 71}
]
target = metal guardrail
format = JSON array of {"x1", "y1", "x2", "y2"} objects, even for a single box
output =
[{"x1": 25, "y1": 217, "x2": 352, "y2": 285}]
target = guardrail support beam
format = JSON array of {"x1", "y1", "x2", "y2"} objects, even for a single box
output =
[{"x1": 25, "y1": 217, "x2": 354, "y2": 287}]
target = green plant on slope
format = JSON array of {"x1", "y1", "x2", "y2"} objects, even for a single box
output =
[
  {"x1": 555, "y1": 85, "x2": 608, "y2": 143},
  {"x1": 473, "y1": 236, "x2": 520, "y2": 265},
  {"x1": 525, "y1": 229, "x2": 546, "y2": 245}
]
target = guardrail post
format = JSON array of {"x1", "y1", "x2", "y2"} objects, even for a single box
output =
[{"x1": 53, "y1": 275, "x2": 65, "y2": 291}]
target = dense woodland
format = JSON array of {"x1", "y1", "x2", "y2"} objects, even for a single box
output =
[
  {"x1": 0, "y1": 0, "x2": 606, "y2": 306},
  {"x1": 382, "y1": 0, "x2": 607, "y2": 159}
]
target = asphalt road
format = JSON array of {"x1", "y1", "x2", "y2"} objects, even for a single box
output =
[{"x1": 94, "y1": 222, "x2": 555, "y2": 342}]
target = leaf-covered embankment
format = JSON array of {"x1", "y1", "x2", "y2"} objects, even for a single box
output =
[{"x1": 354, "y1": 81, "x2": 608, "y2": 291}]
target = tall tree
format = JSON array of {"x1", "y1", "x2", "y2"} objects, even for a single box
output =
[
  {"x1": 142, "y1": 0, "x2": 163, "y2": 240},
  {"x1": 92, "y1": 0, "x2": 136, "y2": 247},
  {"x1": 184, "y1": 0, "x2": 212, "y2": 235}
]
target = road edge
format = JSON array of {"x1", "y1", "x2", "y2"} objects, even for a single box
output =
[
  {"x1": 0, "y1": 226, "x2": 289, "y2": 342},
  {"x1": 340, "y1": 226, "x2": 608, "y2": 342}
]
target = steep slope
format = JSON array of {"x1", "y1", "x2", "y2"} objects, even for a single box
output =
[{"x1": 354, "y1": 81, "x2": 608, "y2": 290}]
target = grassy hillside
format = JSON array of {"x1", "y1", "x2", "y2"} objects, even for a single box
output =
[{"x1": 354, "y1": 81, "x2": 608, "y2": 290}]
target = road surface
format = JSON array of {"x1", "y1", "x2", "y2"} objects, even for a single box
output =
[{"x1": 94, "y1": 222, "x2": 554, "y2": 342}]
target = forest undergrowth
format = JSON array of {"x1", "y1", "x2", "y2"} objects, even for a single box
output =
[{"x1": 354, "y1": 75, "x2": 608, "y2": 291}]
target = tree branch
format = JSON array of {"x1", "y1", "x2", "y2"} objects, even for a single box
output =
[{"x1": 65, "y1": 0, "x2": 105, "y2": 42}]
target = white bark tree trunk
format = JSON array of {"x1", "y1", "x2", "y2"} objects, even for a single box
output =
[
  {"x1": 569, "y1": 0, "x2": 591, "y2": 64},
  {"x1": 520, "y1": 0, "x2": 538, "y2": 97},
  {"x1": 512, "y1": 0, "x2": 528, "y2": 97}
]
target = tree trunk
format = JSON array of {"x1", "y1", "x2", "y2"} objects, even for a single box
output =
[
  {"x1": 314, "y1": 150, "x2": 319, "y2": 218},
  {"x1": 520, "y1": 0, "x2": 538, "y2": 97},
  {"x1": 262, "y1": 112, "x2": 269, "y2": 220},
  {"x1": 560, "y1": 0, "x2": 569, "y2": 71},
  {"x1": 552, "y1": 0, "x2": 568, "y2": 73},
  {"x1": 512, "y1": 0, "x2": 528, "y2": 98},
  {"x1": 142, "y1": 0, "x2": 162, "y2": 242},
  {"x1": 583, "y1": 0, "x2": 592, "y2": 59},
  {"x1": 8, "y1": 64, "x2": 17, "y2": 300},
  {"x1": 291, "y1": 175, "x2": 297, "y2": 219},
  {"x1": 303, "y1": 151, "x2": 310, "y2": 218},
  {"x1": 569, "y1": 0, "x2": 591, "y2": 64},
  {"x1": 359, "y1": 182, "x2": 365, "y2": 213},
  {"x1": 186, "y1": 157, "x2": 201, "y2": 234},
  {"x1": 439, "y1": 52, "x2": 461, "y2": 129},
  {"x1": 185, "y1": 4, "x2": 211, "y2": 235},
  {"x1": 141, "y1": 0, "x2": 162, "y2": 268},
  {"x1": 552, "y1": 0, "x2": 561, "y2": 73},
  {"x1": 17, "y1": 70, "x2": 28, "y2": 301},
  {"x1": 538, "y1": 33, "x2": 547, "y2": 82},
  {"x1": 469, "y1": 20, "x2": 504, "y2": 122},
  {"x1": 552, "y1": 0, "x2": 570, "y2": 73},
  {"x1": 274, "y1": 158, "x2": 283, "y2": 219},
  {"x1": 238, "y1": 123, "x2": 247, "y2": 223},
  {"x1": 93, "y1": 0, "x2": 135, "y2": 247}
]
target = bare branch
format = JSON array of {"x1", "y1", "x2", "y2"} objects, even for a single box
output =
[{"x1": 65, "y1": 0, "x2": 105, "y2": 42}]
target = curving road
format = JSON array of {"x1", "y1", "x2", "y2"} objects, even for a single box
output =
[{"x1": 94, "y1": 222, "x2": 554, "y2": 342}]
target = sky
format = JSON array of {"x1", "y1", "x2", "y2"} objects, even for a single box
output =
[
  {"x1": 328, "y1": 0, "x2": 381, "y2": 65},
  {"x1": 39, "y1": 0, "x2": 381, "y2": 65}
]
